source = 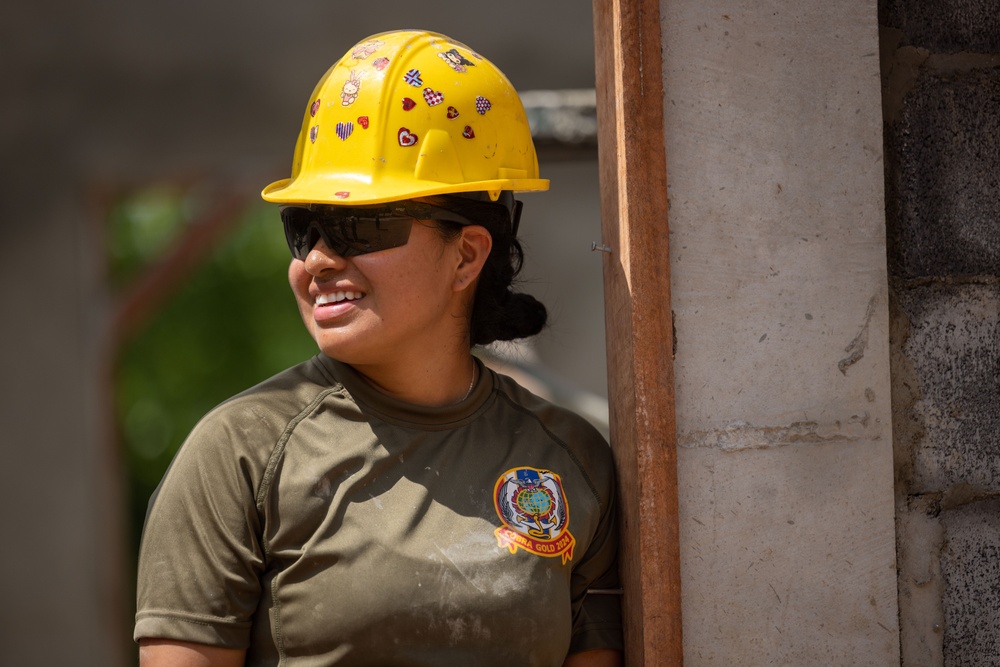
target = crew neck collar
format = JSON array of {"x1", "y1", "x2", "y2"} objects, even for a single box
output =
[{"x1": 315, "y1": 354, "x2": 494, "y2": 430}]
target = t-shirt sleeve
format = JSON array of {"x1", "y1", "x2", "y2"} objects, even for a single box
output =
[
  {"x1": 134, "y1": 406, "x2": 268, "y2": 648},
  {"x1": 568, "y1": 448, "x2": 624, "y2": 655}
]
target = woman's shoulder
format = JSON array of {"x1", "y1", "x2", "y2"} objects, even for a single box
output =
[
  {"x1": 490, "y1": 369, "x2": 616, "y2": 493},
  {"x1": 177, "y1": 355, "x2": 349, "y2": 463},
  {"x1": 491, "y1": 370, "x2": 606, "y2": 436},
  {"x1": 222, "y1": 354, "x2": 345, "y2": 417}
]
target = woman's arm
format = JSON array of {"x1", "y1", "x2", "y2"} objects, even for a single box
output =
[
  {"x1": 562, "y1": 648, "x2": 624, "y2": 667},
  {"x1": 138, "y1": 639, "x2": 246, "y2": 667}
]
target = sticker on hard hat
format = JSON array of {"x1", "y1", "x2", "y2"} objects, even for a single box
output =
[
  {"x1": 351, "y1": 39, "x2": 383, "y2": 60},
  {"x1": 403, "y1": 69, "x2": 423, "y2": 87},
  {"x1": 422, "y1": 88, "x2": 444, "y2": 107},
  {"x1": 438, "y1": 48, "x2": 476, "y2": 73},
  {"x1": 397, "y1": 128, "x2": 418, "y2": 147},
  {"x1": 336, "y1": 122, "x2": 354, "y2": 141}
]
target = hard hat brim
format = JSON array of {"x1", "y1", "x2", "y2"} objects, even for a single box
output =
[{"x1": 261, "y1": 176, "x2": 549, "y2": 206}]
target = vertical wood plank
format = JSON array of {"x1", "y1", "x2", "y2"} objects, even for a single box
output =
[{"x1": 591, "y1": 0, "x2": 684, "y2": 664}]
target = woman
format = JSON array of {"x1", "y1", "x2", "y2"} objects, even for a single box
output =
[{"x1": 135, "y1": 30, "x2": 623, "y2": 666}]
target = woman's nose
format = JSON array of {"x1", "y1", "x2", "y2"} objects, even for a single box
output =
[{"x1": 303, "y1": 238, "x2": 347, "y2": 276}]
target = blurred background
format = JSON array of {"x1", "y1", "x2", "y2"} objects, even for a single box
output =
[{"x1": 0, "y1": 3, "x2": 608, "y2": 663}]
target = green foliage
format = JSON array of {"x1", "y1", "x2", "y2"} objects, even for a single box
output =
[
  {"x1": 113, "y1": 197, "x2": 317, "y2": 546},
  {"x1": 107, "y1": 186, "x2": 190, "y2": 289}
]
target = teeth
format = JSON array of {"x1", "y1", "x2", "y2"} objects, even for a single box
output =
[{"x1": 316, "y1": 291, "x2": 363, "y2": 305}]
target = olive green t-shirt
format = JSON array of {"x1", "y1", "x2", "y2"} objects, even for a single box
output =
[{"x1": 135, "y1": 355, "x2": 622, "y2": 665}]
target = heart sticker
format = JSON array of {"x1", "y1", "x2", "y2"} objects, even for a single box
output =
[
  {"x1": 422, "y1": 87, "x2": 444, "y2": 106},
  {"x1": 475, "y1": 96, "x2": 492, "y2": 115},
  {"x1": 372, "y1": 57, "x2": 390, "y2": 71},
  {"x1": 309, "y1": 125, "x2": 319, "y2": 143},
  {"x1": 310, "y1": 99, "x2": 321, "y2": 117},
  {"x1": 335, "y1": 191, "x2": 351, "y2": 199},
  {"x1": 398, "y1": 127, "x2": 418, "y2": 147},
  {"x1": 403, "y1": 69, "x2": 422, "y2": 87},
  {"x1": 357, "y1": 116, "x2": 370, "y2": 129},
  {"x1": 462, "y1": 125, "x2": 475, "y2": 139},
  {"x1": 335, "y1": 122, "x2": 354, "y2": 141},
  {"x1": 446, "y1": 106, "x2": 460, "y2": 119},
  {"x1": 402, "y1": 97, "x2": 416, "y2": 111}
]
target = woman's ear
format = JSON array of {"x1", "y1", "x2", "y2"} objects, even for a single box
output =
[{"x1": 453, "y1": 225, "x2": 493, "y2": 292}]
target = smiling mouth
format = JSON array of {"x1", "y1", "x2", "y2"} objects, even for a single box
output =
[{"x1": 315, "y1": 291, "x2": 365, "y2": 305}]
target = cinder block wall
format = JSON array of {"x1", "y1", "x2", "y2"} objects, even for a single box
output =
[{"x1": 880, "y1": 0, "x2": 1000, "y2": 664}]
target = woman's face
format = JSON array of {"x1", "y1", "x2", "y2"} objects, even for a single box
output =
[{"x1": 288, "y1": 220, "x2": 469, "y2": 369}]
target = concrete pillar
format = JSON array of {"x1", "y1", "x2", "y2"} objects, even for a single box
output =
[{"x1": 661, "y1": 0, "x2": 900, "y2": 662}]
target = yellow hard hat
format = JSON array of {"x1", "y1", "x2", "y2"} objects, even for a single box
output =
[{"x1": 262, "y1": 30, "x2": 549, "y2": 206}]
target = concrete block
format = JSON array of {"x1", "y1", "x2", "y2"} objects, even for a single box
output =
[
  {"x1": 897, "y1": 284, "x2": 1000, "y2": 492},
  {"x1": 881, "y1": 0, "x2": 1000, "y2": 52},
  {"x1": 940, "y1": 499, "x2": 1000, "y2": 665},
  {"x1": 886, "y1": 67, "x2": 1000, "y2": 280},
  {"x1": 678, "y1": 442, "x2": 899, "y2": 665}
]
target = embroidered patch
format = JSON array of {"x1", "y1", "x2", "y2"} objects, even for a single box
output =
[{"x1": 493, "y1": 467, "x2": 575, "y2": 564}]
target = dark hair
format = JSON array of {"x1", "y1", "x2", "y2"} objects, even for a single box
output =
[{"x1": 427, "y1": 193, "x2": 548, "y2": 346}]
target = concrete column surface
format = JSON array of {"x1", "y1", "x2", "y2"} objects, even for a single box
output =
[{"x1": 660, "y1": 0, "x2": 900, "y2": 663}]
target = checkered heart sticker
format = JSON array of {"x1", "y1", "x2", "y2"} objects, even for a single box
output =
[
  {"x1": 422, "y1": 88, "x2": 444, "y2": 106},
  {"x1": 475, "y1": 96, "x2": 492, "y2": 115},
  {"x1": 336, "y1": 122, "x2": 354, "y2": 141}
]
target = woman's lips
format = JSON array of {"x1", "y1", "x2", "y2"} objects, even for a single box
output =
[{"x1": 312, "y1": 290, "x2": 365, "y2": 322}]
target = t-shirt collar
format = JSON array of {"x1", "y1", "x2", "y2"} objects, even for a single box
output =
[{"x1": 314, "y1": 354, "x2": 494, "y2": 429}]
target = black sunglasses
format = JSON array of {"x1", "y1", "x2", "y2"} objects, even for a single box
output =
[
  {"x1": 281, "y1": 194, "x2": 520, "y2": 260},
  {"x1": 281, "y1": 206, "x2": 416, "y2": 260}
]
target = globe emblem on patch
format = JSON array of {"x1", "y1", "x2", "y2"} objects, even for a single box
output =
[{"x1": 514, "y1": 487, "x2": 555, "y2": 537}]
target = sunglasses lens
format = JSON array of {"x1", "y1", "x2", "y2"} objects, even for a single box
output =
[
  {"x1": 281, "y1": 207, "x2": 414, "y2": 259},
  {"x1": 281, "y1": 208, "x2": 318, "y2": 259}
]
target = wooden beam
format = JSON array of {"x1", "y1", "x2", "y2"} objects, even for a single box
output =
[{"x1": 591, "y1": 0, "x2": 684, "y2": 664}]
